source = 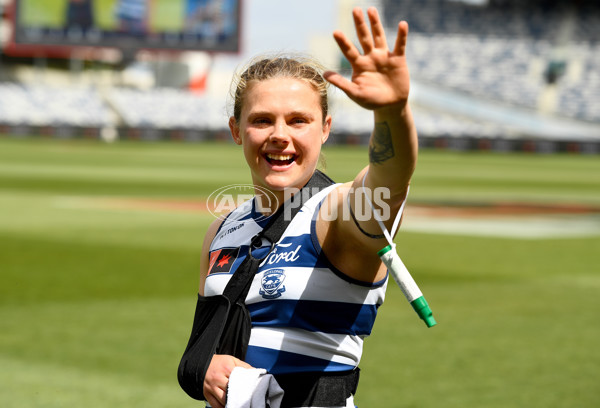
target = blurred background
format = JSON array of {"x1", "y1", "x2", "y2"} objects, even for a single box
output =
[
  {"x1": 1, "y1": 1, "x2": 599, "y2": 407},
  {"x1": 1, "y1": 0, "x2": 599, "y2": 149}
]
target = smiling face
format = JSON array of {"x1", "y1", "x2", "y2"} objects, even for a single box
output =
[{"x1": 229, "y1": 77, "x2": 331, "y2": 202}]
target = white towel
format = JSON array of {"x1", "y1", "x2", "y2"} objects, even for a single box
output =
[{"x1": 225, "y1": 367, "x2": 285, "y2": 408}]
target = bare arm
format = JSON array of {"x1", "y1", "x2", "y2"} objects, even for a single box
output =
[
  {"x1": 198, "y1": 217, "x2": 222, "y2": 296},
  {"x1": 325, "y1": 7, "x2": 417, "y2": 195},
  {"x1": 319, "y1": 7, "x2": 418, "y2": 282},
  {"x1": 197, "y1": 218, "x2": 252, "y2": 408}
]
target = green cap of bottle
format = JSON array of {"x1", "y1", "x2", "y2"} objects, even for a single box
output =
[
  {"x1": 377, "y1": 245, "x2": 393, "y2": 257},
  {"x1": 410, "y1": 296, "x2": 437, "y2": 328}
]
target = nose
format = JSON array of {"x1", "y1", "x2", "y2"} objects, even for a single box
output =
[{"x1": 269, "y1": 119, "x2": 290, "y2": 145}]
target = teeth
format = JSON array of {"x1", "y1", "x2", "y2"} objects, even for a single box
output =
[{"x1": 267, "y1": 153, "x2": 293, "y2": 161}]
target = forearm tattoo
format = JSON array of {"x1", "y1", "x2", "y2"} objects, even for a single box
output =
[{"x1": 369, "y1": 122, "x2": 394, "y2": 165}]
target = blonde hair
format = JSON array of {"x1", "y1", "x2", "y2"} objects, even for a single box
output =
[{"x1": 229, "y1": 53, "x2": 330, "y2": 124}]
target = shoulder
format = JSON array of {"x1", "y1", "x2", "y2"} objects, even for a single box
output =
[
  {"x1": 198, "y1": 217, "x2": 225, "y2": 295},
  {"x1": 198, "y1": 198, "x2": 256, "y2": 294},
  {"x1": 316, "y1": 182, "x2": 389, "y2": 283},
  {"x1": 204, "y1": 217, "x2": 224, "y2": 248}
]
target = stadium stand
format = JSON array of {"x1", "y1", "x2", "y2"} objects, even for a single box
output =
[
  {"x1": 380, "y1": 0, "x2": 600, "y2": 42},
  {"x1": 379, "y1": 0, "x2": 600, "y2": 124},
  {"x1": 0, "y1": 81, "x2": 112, "y2": 127},
  {"x1": 406, "y1": 35, "x2": 547, "y2": 110},
  {"x1": 105, "y1": 87, "x2": 224, "y2": 130},
  {"x1": 555, "y1": 42, "x2": 600, "y2": 122},
  {"x1": 1, "y1": 0, "x2": 598, "y2": 152}
]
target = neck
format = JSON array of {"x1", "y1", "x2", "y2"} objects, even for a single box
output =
[
  {"x1": 254, "y1": 186, "x2": 302, "y2": 216},
  {"x1": 254, "y1": 172, "x2": 320, "y2": 216}
]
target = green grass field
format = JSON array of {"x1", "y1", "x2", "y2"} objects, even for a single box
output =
[{"x1": 1, "y1": 136, "x2": 599, "y2": 407}]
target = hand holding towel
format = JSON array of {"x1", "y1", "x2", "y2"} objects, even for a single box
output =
[{"x1": 225, "y1": 367, "x2": 284, "y2": 408}]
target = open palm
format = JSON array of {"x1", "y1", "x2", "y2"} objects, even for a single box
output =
[{"x1": 324, "y1": 7, "x2": 411, "y2": 111}]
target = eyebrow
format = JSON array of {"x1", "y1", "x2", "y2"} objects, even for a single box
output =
[{"x1": 247, "y1": 110, "x2": 316, "y2": 120}]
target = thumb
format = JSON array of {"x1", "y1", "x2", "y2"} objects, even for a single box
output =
[
  {"x1": 323, "y1": 71, "x2": 358, "y2": 96},
  {"x1": 233, "y1": 357, "x2": 253, "y2": 369}
]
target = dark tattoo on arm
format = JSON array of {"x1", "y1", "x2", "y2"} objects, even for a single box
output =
[{"x1": 368, "y1": 122, "x2": 394, "y2": 165}]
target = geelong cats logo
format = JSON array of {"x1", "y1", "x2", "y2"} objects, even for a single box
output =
[{"x1": 259, "y1": 269, "x2": 286, "y2": 299}]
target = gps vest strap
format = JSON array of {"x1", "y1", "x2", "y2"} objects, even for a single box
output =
[{"x1": 222, "y1": 169, "x2": 335, "y2": 303}]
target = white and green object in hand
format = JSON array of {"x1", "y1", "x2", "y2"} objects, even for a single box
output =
[
  {"x1": 360, "y1": 171, "x2": 437, "y2": 328},
  {"x1": 378, "y1": 244, "x2": 436, "y2": 328}
]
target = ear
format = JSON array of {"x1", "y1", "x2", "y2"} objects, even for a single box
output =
[
  {"x1": 321, "y1": 115, "x2": 332, "y2": 145},
  {"x1": 229, "y1": 117, "x2": 242, "y2": 145}
]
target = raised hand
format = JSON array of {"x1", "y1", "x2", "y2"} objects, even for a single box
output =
[{"x1": 324, "y1": 7, "x2": 410, "y2": 111}]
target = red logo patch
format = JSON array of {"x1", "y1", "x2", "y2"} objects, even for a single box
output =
[{"x1": 208, "y1": 247, "x2": 240, "y2": 275}]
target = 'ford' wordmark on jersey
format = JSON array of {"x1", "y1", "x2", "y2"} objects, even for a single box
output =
[{"x1": 262, "y1": 242, "x2": 302, "y2": 266}]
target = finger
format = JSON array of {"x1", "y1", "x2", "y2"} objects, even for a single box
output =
[
  {"x1": 205, "y1": 380, "x2": 227, "y2": 404},
  {"x1": 323, "y1": 71, "x2": 359, "y2": 96},
  {"x1": 367, "y1": 7, "x2": 388, "y2": 50},
  {"x1": 352, "y1": 7, "x2": 373, "y2": 53},
  {"x1": 332, "y1": 30, "x2": 361, "y2": 62},
  {"x1": 235, "y1": 359, "x2": 253, "y2": 369},
  {"x1": 393, "y1": 21, "x2": 409, "y2": 56},
  {"x1": 206, "y1": 390, "x2": 226, "y2": 408}
]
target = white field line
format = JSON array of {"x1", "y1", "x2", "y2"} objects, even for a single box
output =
[
  {"x1": 53, "y1": 196, "x2": 600, "y2": 239},
  {"x1": 401, "y1": 210, "x2": 600, "y2": 239}
]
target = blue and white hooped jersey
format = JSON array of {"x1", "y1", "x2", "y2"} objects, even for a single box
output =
[{"x1": 205, "y1": 184, "x2": 388, "y2": 375}]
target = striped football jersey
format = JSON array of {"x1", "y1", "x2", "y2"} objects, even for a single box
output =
[{"x1": 205, "y1": 184, "x2": 388, "y2": 375}]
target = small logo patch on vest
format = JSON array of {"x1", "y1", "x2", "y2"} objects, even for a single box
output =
[
  {"x1": 259, "y1": 269, "x2": 286, "y2": 299},
  {"x1": 208, "y1": 247, "x2": 240, "y2": 275}
]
